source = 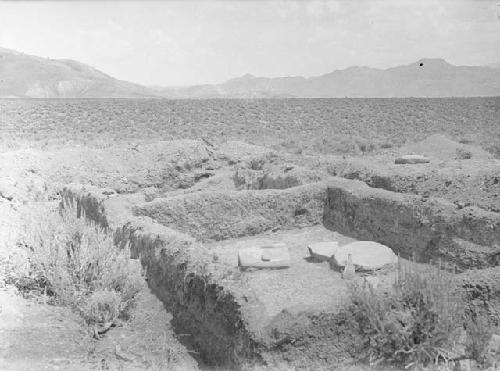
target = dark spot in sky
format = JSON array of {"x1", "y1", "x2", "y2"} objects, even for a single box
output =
[{"x1": 419, "y1": 62, "x2": 424, "y2": 66}]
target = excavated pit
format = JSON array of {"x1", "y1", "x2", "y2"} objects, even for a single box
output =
[
  {"x1": 61, "y1": 176, "x2": 500, "y2": 369},
  {"x1": 203, "y1": 226, "x2": 394, "y2": 319}
]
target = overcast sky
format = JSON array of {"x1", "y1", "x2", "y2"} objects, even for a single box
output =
[{"x1": 0, "y1": 0, "x2": 499, "y2": 86}]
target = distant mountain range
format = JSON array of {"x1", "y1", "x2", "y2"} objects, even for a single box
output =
[
  {"x1": 1, "y1": 47, "x2": 499, "y2": 98},
  {"x1": 0, "y1": 47, "x2": 155, "y2": 98}
]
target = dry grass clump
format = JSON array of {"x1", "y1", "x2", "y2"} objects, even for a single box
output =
[
  {"x1": 345, "y1": 260, "x2": 493, "y2": 369},
  {"x1": 16, "y1": 201, "x2": 143, "y2": 326},
  {"x1": 84, "y1": 289, "x2": 122, "y2": 324}
]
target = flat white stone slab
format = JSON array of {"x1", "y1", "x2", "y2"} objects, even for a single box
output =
[
  {"x1": 395, "y1": 154, "x2": 430, "y2": 164},
  {"x1": 308, "y1": 241, "x2": 339, "y2": 262},
  {"x1": 238, "y1": 245, "x2": 290, "y2": 269},
  {"x1": 332, "y1": 241, "x2": 397, "y2": 271}
]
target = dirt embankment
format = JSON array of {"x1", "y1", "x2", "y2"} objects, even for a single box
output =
[
  {"x1": 133, "y1": 183, "x2": 327, "y2": 242},
  {"x1": 61, "y1": 185, "x2": 266, "y2": 367},
  {"x1": 62, "y1": 181, "x2": 350, "y2": 368},
  {"x1": 324, "y1": 177, "x2": 500, "y2": 270},
  {"x1": 62, "y1": 173, "x2": 500, "y2": 368},
  {"x1": 324, "y1": 135, "x2": 500, "y2": 213},
  {"x1": 326, "y1": 158, "x2": 500, "y2": 213}
]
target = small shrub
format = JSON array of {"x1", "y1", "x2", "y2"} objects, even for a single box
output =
[
  {"x1": 380, "y1": 142, "x2": 394, "y2": 149},
  {"x1": 456, "y1": 148, "x2": 472, "y2": 160},
  {"x1": 322, "y1": 136, "x2": 359, "y2": 155},
  {"x1": 249, "y1": 157, "x2": 265, "y2": 170},
  {"x1": 486, "y1": 143, "x2": 500, "y2": 159},
  {"x1": 346, "y1": 260, "x2": 466, "y2": 367},
  {"x1": 83, "y1": 289, "x2": 122, "y2": 324},
  {"x1": 355, "y1": 137, "x2": 377, "y2": 153},
  {"x1": 18, "y1": 201, "x2": 143, "y2": 325},
  {"x1": 464, "y1": 315, "x2": 494, "y2": 363}
]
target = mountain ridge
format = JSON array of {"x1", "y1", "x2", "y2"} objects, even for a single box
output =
[
  {"x1": 0, "y1": 47, "x2": 156, "y2": 98},
  {"x1": 1, "y1": 47, "x2": 499, "y2": 98}
]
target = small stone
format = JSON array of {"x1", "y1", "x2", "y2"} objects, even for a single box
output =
[
  {"x1": 102, "y1": 189, "x2": 116, "y2": 196},
  {"x1": 238, "y1": 245, "x2": 290, "y2": 269},
  {"x1": 96, "y1": 321, "x2": 114, "y2": 335},
  {"x1": 395, "y1": 154, "x2": 430, "y2": 164},
  {"x1": 261, "y1": 244, "x2": 287, "y2": 261},
  {"x1": 308, "y1": 241, "x2": 338, "y2": 262}
]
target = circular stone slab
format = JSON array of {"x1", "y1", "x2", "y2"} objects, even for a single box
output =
[{"x1": 332, "y1": 241, "x2": 397, "y2": 271}]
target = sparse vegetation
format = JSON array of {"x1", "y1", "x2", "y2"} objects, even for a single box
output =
[
  {"x1": 0, "y1": 98, "x2": 498, "y2": 156},
  {"x1": 345, "y1": 260, "x2": 494, "y2": 368},
  {"x1": 15, "y1": 201, "x2": 143, "y2": 326}
]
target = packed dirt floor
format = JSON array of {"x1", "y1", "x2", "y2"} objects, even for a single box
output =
[
  {"x1": 0, "y1": 134, "x2": 499, "y2": 370},
  {"x1": 205, "y1": 226, "x2": 357, "y2": 318}
]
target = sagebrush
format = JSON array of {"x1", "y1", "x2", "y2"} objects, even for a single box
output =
[
  {"x1": 345, "y1": 260, "x2": 492, "y2": 368},
  {"x1": 17, "y1": 201, "x2": 143, "y2": 325},
  {"x1": 1, "y1": 98, "x2": 498, "y2": 156}
]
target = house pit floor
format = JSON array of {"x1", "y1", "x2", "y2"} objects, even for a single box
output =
[{"x1": 205, "y1": 225, "x2": 398, "y2": 319}]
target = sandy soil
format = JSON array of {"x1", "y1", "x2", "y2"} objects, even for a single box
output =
[
  {"x1": 0, "y1": 283, "x2": 200, "y2": 371},
  {"x1": 0, "y1": 286, "x2": 92, "y2": 370}
]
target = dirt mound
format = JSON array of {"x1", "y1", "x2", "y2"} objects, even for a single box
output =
[
  {"x1": 233, "y1": 164, "x2": 326, "y2": 190},
  {"x1": 401, "y1": 134, "x2": 492, "y2": 161},
  {"x1": 324, "y1": 177, "x2": 500, "y2": 270},
  {"x1": 217, "y1": 141, "x2": 278, "y2": 165},
  {"x1": 134, "y1": 183, "x2": 327, "y2": 242},
  {"x1": 457, "y1": 266, "x2": 500, "y2": 320},
  {"x1": 0, "y1": 140, "x2": 296, "y2": 203},
  {"x1": 325, "y1": 155, "x2": 500, "y2": 213},
  {"x1": 0, "y1": 140, "x2": 220, "y2": 199}
]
